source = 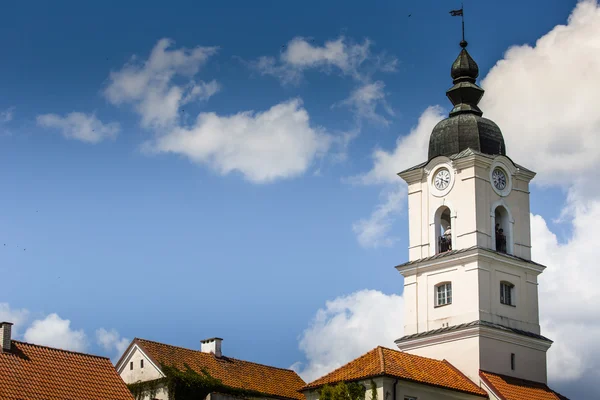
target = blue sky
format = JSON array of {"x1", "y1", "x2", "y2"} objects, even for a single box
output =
[{"x1": 1, "y1": 0, "x2": 598, "y2": 398}]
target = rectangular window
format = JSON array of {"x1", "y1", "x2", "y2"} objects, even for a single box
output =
[
  {"x1": 511, "y1": 353, "x2": 515, "y2": 370},
  {"x1": 404, "y1": 397, "x2": 417, "y2": 400},
  {"x1": 436, "y1": 283, "x2": 452, "y2": 306},
  {"x1": 500, "y1": 282, "x2": 514, "y2": 306},
  {"x1": 130, "y1": 361, "x2": 133, "y2": 370},
  {"x1": 140, "y1": 359, "x2": 144, "y2": 368}
]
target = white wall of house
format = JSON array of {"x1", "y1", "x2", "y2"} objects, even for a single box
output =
[{"x1": 118, "y1": 345, "x2": 168, "y2": 400}]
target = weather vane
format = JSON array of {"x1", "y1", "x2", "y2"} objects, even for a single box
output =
[{"x1": 449, "y1": 3, "x2": 465, "y2": 44}]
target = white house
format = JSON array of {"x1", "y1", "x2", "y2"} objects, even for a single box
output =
[{"x1": 116, "y1": 337, "x2": 305, "y2": 400}]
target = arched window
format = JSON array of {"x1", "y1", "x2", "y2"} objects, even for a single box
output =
[
  {"x1": 500, "y1": 281, "x2": 515, "y2": 306},
  {"x1": 494, "y1": 205, "x2": 510, "y2": 254},
  {"x1": 435, "y1": 282, "x2": 452, "y2": 306},
  {"x1": 435, "y1": 206, "x2": 452, "y2": 254}
]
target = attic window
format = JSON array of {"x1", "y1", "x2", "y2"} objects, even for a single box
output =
[
  {"x1": 511, "y1": 353, "x2": 515, "y2": 370},
  {"x1": 130, "y1": 361, "x2": 133, "y2": 370},
  {"x1": 141, "y1": 359, "x2": 144, "y2": 368}
]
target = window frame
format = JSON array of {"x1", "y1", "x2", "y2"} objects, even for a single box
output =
[
  {"x1": 435, "y1": 282, "x2": 452, "y2": 307},
  {"x1": 500, "y1": 281, "x2": 515, "y2": 306}
]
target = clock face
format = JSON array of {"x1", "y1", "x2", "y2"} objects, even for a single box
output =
[
  {"x1": 492, "y1": 168, "x2": 507, "y2": 190},
  {"x1": 434, "y1": 168, "x2": 451, "y2": 190}
]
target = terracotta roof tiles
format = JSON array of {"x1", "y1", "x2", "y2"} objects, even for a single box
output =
[
  {"x1": 480, "y1": 371, "x2": 569, "y2": 400},
  {"x1": 134, "y1": 338, "x2": 305, "y2": 400},
  {"x1": 0, "y1": 340, "x2": 134, "y2": 400},
  {"x1": 303, "y1": 346, "x2": 487, "y2": 397}
]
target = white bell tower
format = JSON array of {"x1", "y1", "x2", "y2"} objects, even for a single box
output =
[{"x1": 395, "y1": 40, "x2": 552, "y2": 386}]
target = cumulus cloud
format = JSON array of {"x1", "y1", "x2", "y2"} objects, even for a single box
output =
[
  {"x1": 293, "y1": 289, "x2": 403, "y2": 383},
  {"x1": 144, "y1": 98, "x2": 332, "y2": 183},
  {"x1": 105, "y1": 38, "x2": 219, "y2": 129},
  {"x1": 336, "y1": 81, "x2": 395, "y2": 125},
  {"x1": 96, "y1": 328, "x2": 130, "y2": 357},
  {"x1": 36, "y1": 112, "x2": 120, "y2": 143},
  {"x1": 480, "y1": 0, "x2": 600, "y2": 186},
  {"x1": 24, "y1": 313, "x2": 87, "y2": 352},
  {"x1": 531, "y1": 196, "x2": 600, "y2": 388},
  {"x1": 0, "y1": 303, "x2": 29, "y2": 335}
]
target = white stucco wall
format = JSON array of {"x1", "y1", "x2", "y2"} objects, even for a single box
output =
[
  {"x1": 118, "y1": 345, "x2": 168, "y2": 400},
  {"x1": 402, "y1": 154, "x2": 534, "y2": 262},
  {"x1": 401, "y1": 252, "x2": 542, "y2": 336},
  {"x1": 399, "y1": 336, "x2": 481, "y2": 383},
  {"x1": 479, "y1": 336, "x2": 548, "y2": 383}
]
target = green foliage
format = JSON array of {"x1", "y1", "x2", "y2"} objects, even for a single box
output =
[
  {"x1": 369, "y1": 380, "x2": 377, "y2": 400},
  {"x1": 127, "y1": 364, "x2": 267, "y2": 400},
  {"x1": 319, "y1": 381, "x2": 367, "y2": 400}
]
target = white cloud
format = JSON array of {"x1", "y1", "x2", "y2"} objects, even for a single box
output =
[
  {"x1": 337, "y1": 81, "x2": 394, "y2": 125},
  {"x1": 36, "y1": 112, "x2": 120, "y2": 144},
  {"x1": 24, "y1": 313, "x2": 87, "y2": 352},
  {"x1": 252, "y1": 36, "x2": 395, "y2": 85},
  {"x1": 251, "y1": 36, "x2": 397, "y2": 126},
  {"x1": 0, "y1": 303, "x2": 29, "y2": 336},
  {"x1": 531, "y1": 195, "x2": 600, "y2": 385},
  {"x1": 105, "y1": 38, "x2": 219, "y2": 129},
  {"x1": 480, "y1": 0, "x2": 600, "y2": 186},
  {"x1": 352, "y1": 184, "x2": 406, "y2": 248},
  {"x1": 0, "y1": 106, "x2": 15, "y2": 123},
  {"x1": 294, "y1": 290, "x2": 403, "y2": 383},
  {"x1": 96, "y1": 328, "x2": 130, "y2": 357},
  {"x1": 144, "y1": 98, "x2": 332, "y2": 183}
]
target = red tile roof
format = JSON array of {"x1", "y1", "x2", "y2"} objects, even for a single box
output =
[
  {"x1": 480, "y1": 371, "x2": 569, "y2": 400},
  {"x1": 0, "y1": 340, "x2": 134, "y2": 400},
  {"x1": 303, "y1": 346, "x2": 487, "y2": 397},
  {"x1": 132, "y1": 338, "x2": 306, "y2": 400}
]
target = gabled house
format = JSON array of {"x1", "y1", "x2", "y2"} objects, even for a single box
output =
[
  {"x1": 302, "y1": 346, "x2": 488, "y2": 400},
  {"x1": 116, "y1": 337, "x2": 305, "y2": 400},
  {"x1": 0, "y1": 321, "x2": 134, "y2": 400}
]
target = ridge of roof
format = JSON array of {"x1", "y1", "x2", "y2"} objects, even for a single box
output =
[
  {"x1": 9, "y1": 340, "x2": 111, "y2": 361},
  {"x1": 377, "y1": 346, "x2": 386, "y2": 373},
  {"x1": 134, "y1": 337, "x2": 300, "y2": 373}
]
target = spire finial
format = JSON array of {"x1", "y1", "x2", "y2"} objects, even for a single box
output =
[{"x1": 450, "y1": 4, "x2": 465, "y2": 43}]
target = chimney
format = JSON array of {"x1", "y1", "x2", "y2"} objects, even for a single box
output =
[
  {"x1": 0, "y1": 322, "x2": 13, "y2": 353},
  {"x1": 200, "y1": 337, "x2": 223, "y2": 357}
]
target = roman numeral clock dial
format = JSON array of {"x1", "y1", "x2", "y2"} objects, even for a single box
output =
[
  {"x1": 492, "y1": 168, "x2": 507, "y2": 190},
  {"x1": 434, "y1": 168, "x2": 451, "y2": 190}
]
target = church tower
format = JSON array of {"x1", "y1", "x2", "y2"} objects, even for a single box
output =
[{"x1": 394, "y1": 40, "x2": 552, "y2": 385}]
